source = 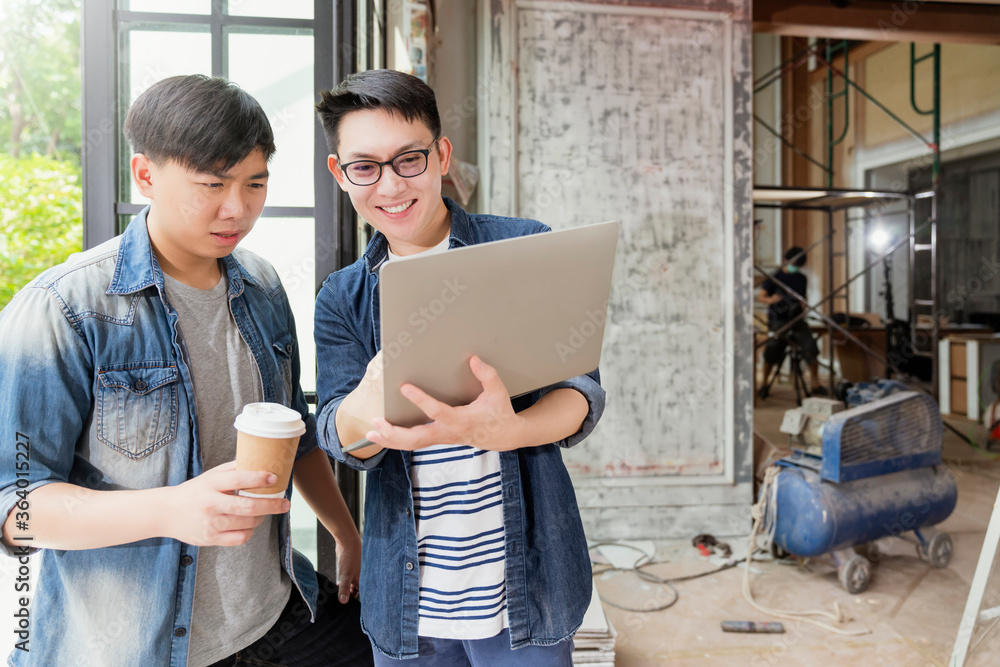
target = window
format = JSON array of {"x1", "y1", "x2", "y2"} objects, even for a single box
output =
[{"x1": 82, "y1": 0, "x2": 377, "y2": 571}]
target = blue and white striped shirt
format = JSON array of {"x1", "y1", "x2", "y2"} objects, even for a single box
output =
[{"x1": 410, "y1": 445, "x2": 508, "y2": 639}]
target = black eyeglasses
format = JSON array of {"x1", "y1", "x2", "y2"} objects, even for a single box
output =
[{"x1": 337, "y1": 148, "x2": 431, "y2": 186}]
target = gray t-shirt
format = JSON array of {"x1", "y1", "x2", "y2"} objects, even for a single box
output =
[{"x1": 163, "y1": 271, "x2": 291, "y2": 667}]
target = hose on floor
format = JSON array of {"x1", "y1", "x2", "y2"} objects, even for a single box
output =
[{"x1": 743, "y1": 466, "x2": 872, "y2": 636}]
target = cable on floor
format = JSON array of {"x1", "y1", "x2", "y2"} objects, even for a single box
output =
[
  {"x1": 589, "y1": 542, "x2": 678, "y2": 612},
  {"x1": 588, "y1": 541, "x2": 743, "y2": 613}
]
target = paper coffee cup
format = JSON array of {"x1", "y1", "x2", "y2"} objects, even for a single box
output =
[{"x1": 234, "y1": 403, "x2": 306, "y2": 498}]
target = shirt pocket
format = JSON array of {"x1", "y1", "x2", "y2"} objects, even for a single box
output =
[{"x1": 96, "y1": 364, "x2": 179, "y2": 460}]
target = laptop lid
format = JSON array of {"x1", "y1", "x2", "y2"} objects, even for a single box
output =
[{"x1": 378, "y1": 220, "x2": 620, "y2": 428}]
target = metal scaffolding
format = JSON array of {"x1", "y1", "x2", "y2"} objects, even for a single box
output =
[
  {"x1": 753, "y1": 187, "x2": 937, "y2": 396},
  {"x1": 753, "y1": 38, "x2": 943, "y2": 396}
]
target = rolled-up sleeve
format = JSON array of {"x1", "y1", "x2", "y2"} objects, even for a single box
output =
[
  {"x1": 0, "y1": 287, "x2": 92, "y2": 557},
  {"x1": 536, "y1": 368, "x2": 605, "y2": 449},
  {"x1": 314, "y1": 280, "x2": 386, "y2": 471}
]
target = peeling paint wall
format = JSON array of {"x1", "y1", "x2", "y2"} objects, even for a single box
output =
[{"x1": 481, "y1": 0, "x2": 754, "y2": 538}]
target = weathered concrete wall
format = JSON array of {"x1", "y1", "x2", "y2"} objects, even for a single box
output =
[{"x1": 481, "y1": 0, "x2": 754, "y2": 538}]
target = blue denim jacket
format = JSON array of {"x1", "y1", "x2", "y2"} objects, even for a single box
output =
[
  {"x1": 315, "y1": 197, "x2": 605, "y2": 659},
  {"x1": 0, "y1": 210, "x2": 319, "y2": 667}
]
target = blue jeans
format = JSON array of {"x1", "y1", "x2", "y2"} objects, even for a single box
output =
[
  {"x1": 371, "y1": 630, "x2": 573, "y2": 666},
  {"x1": 207, "y1": 572, "x2": 373, "y2": 667}
]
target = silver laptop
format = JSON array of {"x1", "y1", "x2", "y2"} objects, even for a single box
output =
[{"x1": 344, "y1": 220, "x2": 619, "y2": 450}]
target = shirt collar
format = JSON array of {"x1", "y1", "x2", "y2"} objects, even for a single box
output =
[
  {"x1": 362, "y1": 196, "x2": 471, "y2": 274},
  {"x1": 106, "y1": 207, "x2": 261, "y2": 296}
]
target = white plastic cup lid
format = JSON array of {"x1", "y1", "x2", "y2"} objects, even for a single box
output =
[{"x1": 234, "y1": 402, "x2": 306, "y2": 439}]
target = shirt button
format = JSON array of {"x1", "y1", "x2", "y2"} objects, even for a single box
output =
[
  {"x1": 405, "y1": 508, "x2": 411, "y2": 517},
  {"x1": 405, "y1": 562, "x2": 414, "y2": 571},
  {"x1": 134, "y1": 379, "x2": 147, "y2": 391},
  {"x1": 180, "y1": 556, "x2": 193, "y2": 566},
  {"x1": 174, "y1": 628, "x2": 186, "y2": 638}
]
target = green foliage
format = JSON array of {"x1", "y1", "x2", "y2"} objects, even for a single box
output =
[
  {"x1": 0, "y1": 154, "x2": 83, "y2": 310},
  {"x1": 0, "y1": 1, "x2": 82, "y2": 311},
  {"x1": 0, "y1": 0, "x2": 82, "y2": 162}
]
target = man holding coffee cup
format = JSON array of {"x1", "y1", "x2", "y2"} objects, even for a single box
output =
[{"x1": 0, "y1": 76, "x2": 372, "y2": 666}]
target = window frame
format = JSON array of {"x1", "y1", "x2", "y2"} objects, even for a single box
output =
[{"x1": 81, "y1": 0, "x2": 357, "y2": 281}]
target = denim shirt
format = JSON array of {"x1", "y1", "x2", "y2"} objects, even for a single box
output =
[
  {"x1": 0, "y1": 210, "x2": 319, "y2": 667},
  {"x1": 315, "y1": 197, "x2": 606, "y2": 659}
]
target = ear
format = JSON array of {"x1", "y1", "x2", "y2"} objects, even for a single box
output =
[
  {"x1": 327, "y1": 154, "x2": 348, "y2": 191},
  {"x1": 436, "y1": 136, "x2": 453, "y2": 177},
  {"x1": 131, "y1": 154, "x2": 155, "y2": 198}
]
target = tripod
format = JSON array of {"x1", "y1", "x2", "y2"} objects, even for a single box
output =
[{"x1": 758, "y1": 332, "x2": 809, "y2": 406}]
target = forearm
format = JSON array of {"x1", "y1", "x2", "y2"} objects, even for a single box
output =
[
  {"x1": 513, "y1": 387, "x2": 589, "y2": 449},
  {"x1": 292, "y1": 448, "x2": 361, "y2": 545},
  {"x1": 1, "y1": 482, "x2": 170, "y2": 551},
  {"x1": 334, "y1": 389, "x2": 384, "y2": 461},
  {"x1": 758, "y1": 292, "x2": 780, "y2": 305}
]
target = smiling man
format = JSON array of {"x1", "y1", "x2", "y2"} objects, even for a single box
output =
[
  {"x1": 314, "y1": 69, "x2": 606, "y2": 665},
  {"x1": 0, "y1": 75, "x2": 372, "y2": 666}
]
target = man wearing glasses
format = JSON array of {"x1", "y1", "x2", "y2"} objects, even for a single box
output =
[{"x1": 313, "y1": 69, "x2": 605, "y2": 665}]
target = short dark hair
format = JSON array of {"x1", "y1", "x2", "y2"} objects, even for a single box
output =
[
  {"x1": 315, "y1": 69, "x2": 441, "y2": 155},
  {"x1": 123, "y1": 74, "x2": 275, "y2": 173},
  {"x1": 784, "y1": 246, "x2": 807, "y2": 267}
]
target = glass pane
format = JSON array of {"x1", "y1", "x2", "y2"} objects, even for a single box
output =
[
  {"x1": 237, "y1": 217, "x2": 316, "y2": 393},
  {"x1": 227, "y1": 30, "x2": 314, "y2": 207},
  {"x1": 289, "y1": 493, "x2": 318, "y2": 568},
  {"x1": 227, "y1": 0, "x2": 313, "y2": 20},
  {"x1": 122, "y1": 0, "x2": 210, "y2": 14},
  {"x1": 120, "y1": 26, "x2": 211, "y2": 204}
]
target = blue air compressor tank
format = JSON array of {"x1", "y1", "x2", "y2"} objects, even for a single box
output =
[{"x1": 772, "y1": 463, "x2": 957, "y2": 558}]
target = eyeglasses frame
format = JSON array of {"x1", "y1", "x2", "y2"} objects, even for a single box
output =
[{"x1": 336, "y1": 148, "x2": 433, "y2": 186}]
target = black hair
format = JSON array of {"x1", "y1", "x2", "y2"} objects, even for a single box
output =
[
  {"x1": 784, "y1": 246, "x2": 807, "y2": 267},
  {"x1": 315, "y1": 69, "x2": 442, "y2": 155},
  {"x1": 123, "y1": 74, "x2": 275, "y2": 173}
]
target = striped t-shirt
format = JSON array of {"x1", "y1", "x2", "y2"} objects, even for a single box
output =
[
  {"x1": 410, "y1": 444, "x2": 508, "y2": 639},
  {"x1": 387, "y1": 235, "x2": 508, "y2": 639}
]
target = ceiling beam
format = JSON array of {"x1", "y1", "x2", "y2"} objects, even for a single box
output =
[{"x1": 754, "y1": 0, "x2": 1000, "y2": 45}]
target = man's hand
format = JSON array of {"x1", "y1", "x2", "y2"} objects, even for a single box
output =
[
  {"x1": 291, "y1": 447, "x2": 363, "y2": 603},
  {"x1": 336, "y1": 533, "x2": 362, "y2": 604},
  {"x1": 368, "y1": 356, "x2": 527, "y2": 452},
  {"x1": 161, "y1": 461, "x2": 290, "y2": 547}
]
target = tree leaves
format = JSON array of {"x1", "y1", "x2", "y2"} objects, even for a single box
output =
[
  {"x1": 0, "y1": 154, "x2": 83, "y2": 309},
  {"x1": 0, "y1": 0, "x2": 81, "y2": 161},
  {"x1": 0, "y1": 1, "x2": 82, "y2": 310}
]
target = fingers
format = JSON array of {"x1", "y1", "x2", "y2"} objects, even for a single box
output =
[
  {"x1": 368, "y1": 419, "x2": 437, "y2": 451},
  {"x1": 470, "y1": 356, "x2": 507, "y2": 395},
  {"x1": 221, "y1": 496, "x2": 290, "y2": 517},
  {"x1": 399, "y1": 383, "x2": 447, "y2": 420},
  {"x1": 195, "y1": 513, "x2": 265, "y2": 547},
  {"x1": 209, "y1": 514, "x2": 266, "y2": 535},
  {"x1": 338, "y1": 579, "x2": 352, "y2": 604},
  {"x1": 210, "y1": 469, "x2": 279, "y2": 494}
]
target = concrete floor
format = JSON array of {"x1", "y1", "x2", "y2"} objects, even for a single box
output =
[{"x1": 593, "y1": 381, "x2": 1000, "y2": 666}]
